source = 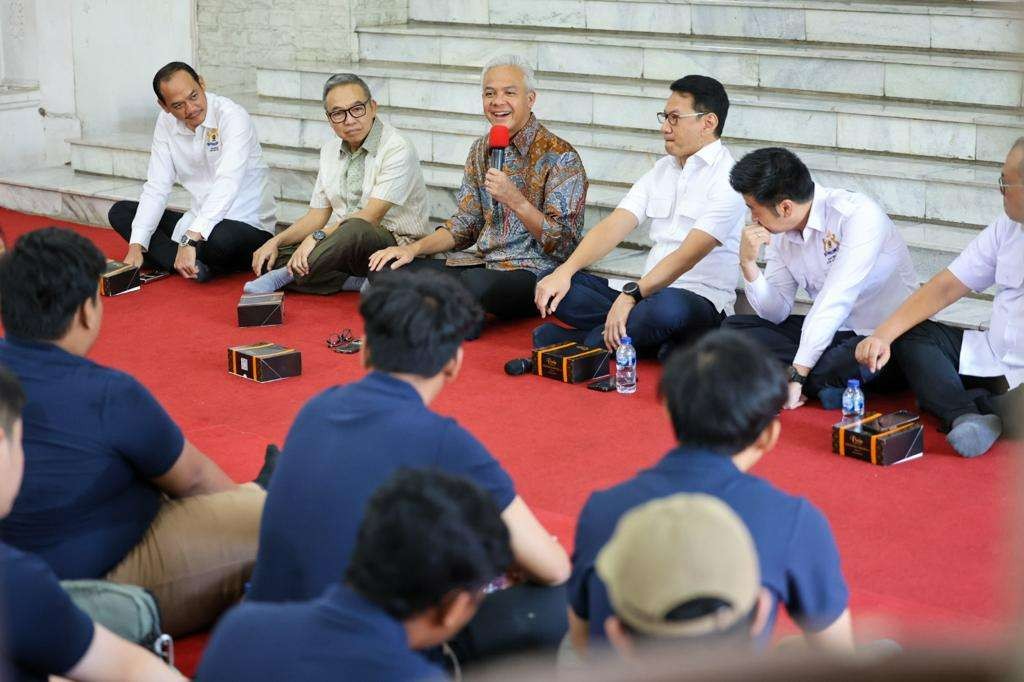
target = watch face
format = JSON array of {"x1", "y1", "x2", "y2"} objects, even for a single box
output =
[
  {"x1": 313, "y1": 230, "x2": 326, "y2": 242},
  {"x1": 179, "y1": 234, "x2": 189, "y2": 246},
  {"x1": 623, "y1": 282, "x2": 637, "y2": 294}
]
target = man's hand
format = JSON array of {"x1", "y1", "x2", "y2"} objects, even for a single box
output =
[
  {"x1": 740, "y1": 224, "x2": 771, "y2": 267},
  {"x1": 535, "y1": 268, "x2": 573, "y2": 318},
  {"x1": 603, "y1": 294, "x2": 635, "y2": 350},
  {"x1": 484, "y1": 168, "x2": 524, "y2": 208},
  {"x1": 123, "y1": 244, "x2": 145, "y2": 269},
  {"x1": 251, "y1": 239, "x2": 279, "y2": 276},
  {"x1": 287, "y1": 235, "x2": 317, "y2": 278},
  {"x1": 784, "y1": 381, "x2": 806, "y2": 410},
  {"x1": 174, "y1": 245, "x2": 198, "y2": 278},
  {"x1": 856, "y1": 335, "x2": 892, "y2": 374},
  {"x1": 368, "y1": 245, "x2": 417, "y2": 272}
]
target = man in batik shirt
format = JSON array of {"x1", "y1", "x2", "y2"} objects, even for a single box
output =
[{"x1": 370, "y1": 54, "x2": 588, "y2": 323}]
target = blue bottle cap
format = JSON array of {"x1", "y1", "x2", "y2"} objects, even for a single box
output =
[
  {"x1": 620, "y1": 336, "x2": 632, "y2": 345},
  {"x1": 847, "y1": 379, "x2": 860, "y2": 388}
]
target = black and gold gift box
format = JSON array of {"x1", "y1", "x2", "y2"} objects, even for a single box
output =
[
  {"x1": 227, "y1": 342, "x2": 301, "y2": 383},
  {"x1": 100, "y1": 260, "x2": 141, "y2": 296},
  {"x1": 532, "y1": 342, "x2": 611, "y2": 384},
  {"x1": 832, "y1": 412, "x2": 924, "y2": 466},
  {"x1": 237, "y1": 292, "x2": 284, "y2": 327}
]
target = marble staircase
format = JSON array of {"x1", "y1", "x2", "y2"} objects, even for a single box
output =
[{"x1": 0, "y1": 0, "x2": 1016, "y2": 330}]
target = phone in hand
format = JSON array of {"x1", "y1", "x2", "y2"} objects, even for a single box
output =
[{"x1": 587, "y1": 376, "x2": 615, "y2": 392}]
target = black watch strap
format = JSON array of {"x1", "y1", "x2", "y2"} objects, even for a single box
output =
[
  {"x1": 623, "y1": 281, "x2": 643, "y2": 303},
  {"x1": 788, "y1": 366, "x2": 807, "y2": 385}
]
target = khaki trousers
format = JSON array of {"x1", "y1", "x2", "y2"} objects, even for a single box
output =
[
  {"x1": 274, "y1": 217, "x2": 397, "y2": 294},
  {"x1": 105, "y1": 484, "x2": 265, "y2": 636}
]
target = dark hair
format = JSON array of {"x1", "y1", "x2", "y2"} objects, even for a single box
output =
[
  {"x1": 669, "y1": 75, "x2": 729, "y2": 137},
  {"x1": 659, "y1": 329, "x2": 787, "y2": 455},
  {"x1": 729, "y1": 147, "x2": 815, "y2": 208},
  {"x1": 153, "y1": 61, "x2": 201, "y2": 104},
  {"x1": 345, "y1": 468, "x2": 512, "y2": 619},
  {"x1": 359, "y1": 269, "x2": 483, "y2": 377},
  {"x1": 0, "y1": 227, "x2": 106, "y2": 341},
  {"x1": 628, "y1": 597, "x2": 758, "y2": 648},
  {"x1": 0, "y1": 367, "x2": 25, "y2": 434}
]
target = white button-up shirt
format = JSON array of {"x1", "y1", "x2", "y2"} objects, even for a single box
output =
[
  {"x1": 948, "y1": 213, "x2": 1024, "y2": 389},
  {"x1": 615, "y1": 140, "x2": 746, "y2": 314},
  {"x1": 746, "y1": 184, "x2": 919, "y2": 369},
  {"x1": 129, "y1": 92, "x2": 277, "y2": 248},
  {"x1": 310, "y1": 118, "x2": 430, "y2": 245}
]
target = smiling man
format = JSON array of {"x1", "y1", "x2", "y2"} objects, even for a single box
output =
[
  {"x1": 108, "y1": 61, "x2": 277, "y2": 282},
  {"x1": 245, "y1": 73, "x2": 429, "y2": 294},
  {"x1": 368, "y1": 54, "x2": 587, "y2": 327},
  {"x1": 723, "y1": 147, "x2": 919, "y2": 411},
  {"x1": 534, "y1": 75, "x2": 745, "y2": 356}
]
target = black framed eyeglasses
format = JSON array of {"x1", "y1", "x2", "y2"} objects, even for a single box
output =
[
  {"x1": 326, "y1": 329, "x2": 363, "y2": 354},
  {"x1": 325, "y1": 98, "x2": 370, "y2": 124},
  {"x1": 657, "y1": 111, "x2": 707, "y2": 126},
  {"x1": 998, "y1": 176, "x2": 1024, "y2": 195}
]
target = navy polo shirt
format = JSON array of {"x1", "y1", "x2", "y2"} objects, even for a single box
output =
[
  {"x1": 1, "y1": 542, "x2": 95, "y2": 681},
  {"x1": 248, "y1": 371, "x2": 517, "y2": 602},
  {"x1": 0, "y1": 336, "x2": 184, "y2": 578},
  {"x1": 568, "y1": 448, "x2": 848, "y2": 642},
  {"x1": 197, "y1": 583, "x2": 444, "y2": 681}
]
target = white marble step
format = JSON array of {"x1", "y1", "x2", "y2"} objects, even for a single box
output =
[
  {"x1": 258, "y1": 62, "x2": 1023, "y2": 164},
  {"x1": 0, "y1": 164, "x2": 994, "y2": 330},
  {"x1": 228, "y1": 99, "x2": 1005, "y2": 227},
  {"x1": 408, "y1": 0, "x2": 1021, "y2": 53},
  {"x1": 355, "y1": 23, "x2": 1024, "y2": 107}
]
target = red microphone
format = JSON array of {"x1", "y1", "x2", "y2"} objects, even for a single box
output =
[{"x1": 489, "y1": 125, "x2": 509, "y2": 170}]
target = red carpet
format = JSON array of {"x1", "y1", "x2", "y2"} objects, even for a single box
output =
[{"x1": 1, "y1": 208, "x2": 1019, "y2": 675}]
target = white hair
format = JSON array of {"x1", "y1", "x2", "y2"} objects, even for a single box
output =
[{"x1": 480, "y1": 54, "x2": 537, "y2": 93}]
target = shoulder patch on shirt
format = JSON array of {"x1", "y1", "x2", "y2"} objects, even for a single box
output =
[
  {"x1": 823, "y1": 230, "x2": 840, "y2": 264},
  {"x1": 205, "y1": 128, "x2": 220, "y2": 153}
]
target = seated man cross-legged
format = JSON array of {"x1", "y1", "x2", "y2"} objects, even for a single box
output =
[
  {"x1": 0, "y1": 228, "x2": 266, "y2": 637},
  {"x1": 724, "y1": 147, "x2": 919, "y2": 410},
  {"x1": 246, "y1": 73, "x2": 430, "y2": 294},
  {"x1": 247, "y1": 269, "x2": 571, "y2": 664},
  {"x1": 856, "y1": 138, "x2": 1024, "y2": 457},
  {"x1": 109, "y1": 61, "x2": 277, "y2": 281},
  {"x1": 369, "y1": 54, "x2": 587, "y2": 327},
  {"x1": 197, "y1": 469, "x2": 513, "y2": 681},
  {"x1": 567, "y1": 329, "x2": 853, "y2": 659},
  {"x1": 0, "y1": 367, "x2": 184, "y2": 681},
  {"x1": 535, "y1": 75, "x2": 745, "y2": 356}
]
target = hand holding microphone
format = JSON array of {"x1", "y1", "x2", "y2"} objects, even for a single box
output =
[{"x1": 485, "y1": 125, "x2": 521, "y2": 209}]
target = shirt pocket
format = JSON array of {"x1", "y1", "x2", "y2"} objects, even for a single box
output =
[
  {"x1": 994, "y1": 250, "x2": 1024, "y2": 290},
  {"x1": 645, "y1": 196, "x2": 673, "y2": 219}
]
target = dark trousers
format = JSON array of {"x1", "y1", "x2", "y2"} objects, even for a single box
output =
[
  {"x1": 109, "y1": 201, "x2": 272, "y2": 278},
  {"x1": 893, "y1": 320, "x2": 1019, "y2": 433},
  {"x1": 444, "y1": 584, "x2": 566, "y2": 668},
  {"x1": 722, "y1": 314, "x2": 904, "y2": 399},
  {"x1": 406, "y1": 259, "x2": 539, "y2": 319},
  {"x1": 273, "y1": 218, "x2": 396, "y2": 294},
  {"x1": 554, "y1": 271, "x2": 722, "y2": 351}
]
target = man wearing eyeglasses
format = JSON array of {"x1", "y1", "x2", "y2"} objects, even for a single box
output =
[
  {"x1": 854, "y1": 140, "x2": 1024, "y2": 457},
  {"x1": 108, "y1": 62, "x2": 277, "y2": 282},
  {"x1": 534, "y1": 75, "x2": 745, "y2": 357},
  {"x1": 245, "y1": 73, "x2": 429, "y2": 294}
]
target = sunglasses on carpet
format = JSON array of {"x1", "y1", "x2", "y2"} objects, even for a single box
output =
[{"x1": 326, "y1": 329, "x2": 362, "y2": 354}]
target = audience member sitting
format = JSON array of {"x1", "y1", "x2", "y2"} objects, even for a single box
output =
[
  {"x1": 245, "y1": 73, "x2": 430, "y2": 294},
  {"x1": 196, "y1": 468, "x2": 513, "y2": 681},
  {"x1": 534, "y1": 75, "x2": 744, "y2": 358},
  {"x1": 0, "y1": 227, "x2": 266, "y2": 636},
  {"x1": 567, "y1": 329, "x2": 853, "y2": 659},
  {"x1": 369, "y1": 54, "x2": 587, "y2": 326},
  {"x1": 723, "y1": 147, "x2": 919, "y2": 410},
  {"x1": 247, "y1": 268, "x2": 570, "y2": 662},
  {"x1": 595, "y1": 493, "x2": 770, "y2": 663},
  {"x1": 0, "y1": 366, "x2": 184, "y2": 681},
  {"x1": 855, "y1": 138, "x2": 1024, "y2": 457}
]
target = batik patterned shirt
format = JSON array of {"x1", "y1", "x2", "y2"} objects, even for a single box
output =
[{"x1": 443, "y1": 114, "x2": 587, "y2": 273}]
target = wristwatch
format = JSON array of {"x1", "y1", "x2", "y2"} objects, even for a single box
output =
[
  {"x1": 179, "y1": 234, "x2": 201, "y2": 248},
  {"x1": 788, "y1": 366, "x2": 807, "y2": 385},
  {"x1": 311, "y1": 230, "x2": 327, "y2": 242},
  {"x1": 622, "y1": 281, "x2": 644, "y2": 303}
]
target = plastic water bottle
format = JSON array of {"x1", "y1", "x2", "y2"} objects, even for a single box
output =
[
  {"x1": 615, "y1": 336, "x2": 637, "y2": 395},
  {"x1": 841, "y1": 379, "x2": 865, "y2": 420}
]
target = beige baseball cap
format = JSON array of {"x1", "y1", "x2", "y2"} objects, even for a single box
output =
[{"x1": 595, "y1": 493, "x2": 760, "y2": 638}]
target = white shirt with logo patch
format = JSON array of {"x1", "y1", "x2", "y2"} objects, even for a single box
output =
[
  {"x1": 129, "y1": 92, "x2": 277, "y2": 248},
  {"x1": 745, "y1": 183, "x2": 919, "y2": 369},
  {"x1": 947, "y1": 213, "x2": 1024, "y2": 389}
]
